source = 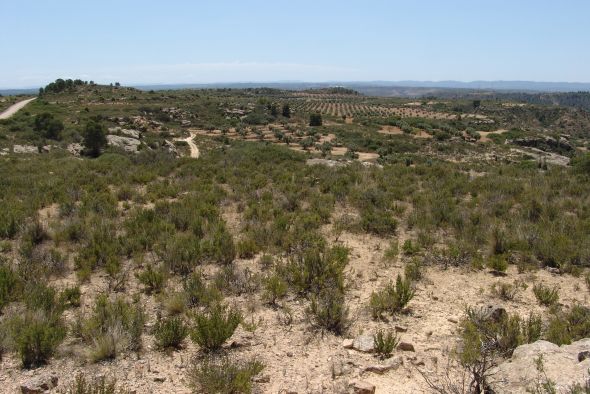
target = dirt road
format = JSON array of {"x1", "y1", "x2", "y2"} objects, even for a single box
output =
[
  {"x1": 175, "y1": 132, "x2": 200, "y2": 158},
  {"x1": 0, "y1": 97, "x2": 36, "y2": 119}
]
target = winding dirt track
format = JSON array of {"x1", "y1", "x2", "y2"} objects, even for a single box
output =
[
  {"x1": 175, "y1": 132, "x2": 200, "y2": 158},
  {"x1": 0, "y1": 97, "x2": 36, "y2": 119}
]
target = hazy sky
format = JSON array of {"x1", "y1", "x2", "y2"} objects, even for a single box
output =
[{"x1": 1, "y1": 0, "x2": 589, "y2": 88}]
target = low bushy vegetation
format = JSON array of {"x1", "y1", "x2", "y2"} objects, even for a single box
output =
[
  {"x1": 190, "y1": 303, "x2": 242, "y2": 352},
  {"x1": 370, "y1": 275, "x2": 415, "y2": 319},
  {"x1": 153, "y1": 316, "x2": 188, "y2": 349},
  {"x1": 533, "y1": 283, "x2": 560, "y2": 306},
  {"x1": 374, "y1": 330, "x2": 399, "y2": 360},
  {"x1": 187, "y1": 356, "x2": 264, "y2": 394}
]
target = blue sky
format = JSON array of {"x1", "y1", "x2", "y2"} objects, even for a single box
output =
[{"x1": 1, "y1": 0, "x2": 589, "y2": 88}]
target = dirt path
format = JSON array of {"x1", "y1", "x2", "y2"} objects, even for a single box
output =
[
  {"x1": 175, "y1": 132, "x2": 199, "y2": 158},
  {"x1": 0, "y1": 97, "x2": 36, "y2": 119}
]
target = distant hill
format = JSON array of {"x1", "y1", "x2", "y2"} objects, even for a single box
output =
[{"x1": 134, "y1": 80, "x2": 590, "y2": 94}]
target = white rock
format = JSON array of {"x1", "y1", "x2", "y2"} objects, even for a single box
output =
[
  {"x1": 491, "y1": 339, "x2": 590, "y2": 393},
  {"x1": 107, "y1": 135, "x2": 141, "y2": 153}
]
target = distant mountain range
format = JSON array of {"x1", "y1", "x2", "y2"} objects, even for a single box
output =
[{"x1": 2, "y1": 80, "x2": 590, "y2": 97}]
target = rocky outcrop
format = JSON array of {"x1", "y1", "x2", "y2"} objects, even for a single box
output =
[
  {"x1": 107, "y1": 135, "x2": 141, "y2": 153},
  {"x1": 491, "y1": 339, "x2": 590, "y2": 393},
  {"x1": 109, "y1": 127, "x2": 142, "y2": 139},
  {"x1": 509, "y1": 136, "x2": 573, "y2": 154}
]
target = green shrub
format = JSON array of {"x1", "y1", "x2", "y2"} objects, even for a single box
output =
[
  {"x1": 135, "y1": 264, "x2": 166, "y2": 294},
  {"x1": 460, "y1": 307, "x2": 543, "y2": 359},
  {"x1": 60, "y1": 286, "x2": 82, "y2": 308},
  {"x1": 285, "y1": 244, "x2": 348, "y2": 296},
  {"x1": 533, "y1": 284, "x2": 559, "y2": 306},
  {"x1": 162, "y1": 291, "x2": 187, "y2": 316},
  {"x1": 491, "y1": 281, "x2": 518, "y2": 301},
  {"x1": 60, "y1": 374, "x2": 130, "y2": 394},
  {"x1": 80, "y1": 295, "x2": 145, "y2": 361},
  {"x1": 89, "y1": 325, "x2": 127, "y2": 363},
  {"x1": 153, "y1": 316, "x2": 188, "y2": 349},
  {"x1": 309, "y1": 113, "x2": 323, "y2": 126},
  {"x1": 188, "y1": 356, "x2": 264, "y2": 394},
  {"x1": 370, "y1": 275, "x2": 415, "y2": 319},
  {"x1": 308, "y1": 288, "x2": 349, "y2": 335},
  {"x1": 487, "y1": 255, "x2": 508, "y2": 273},
  {"x1": 567, "y1": 305, "x2": 590, "y2": 341},
  {"x1": 237, "y1": 237, "x2": 258, "y2": 259},
  {"x1": 374, "y1": 330, "x2": 399, "y2": 360},
  {"x1": 402, "y1": 239, "x2": 420, "y2": 255},
  {"x1": 190, "y1": 304, "x2": 242, "y2": 352},
  {"x1": 201, "y1": 223, "x2": 236, "y2": 265},
  {"x1": 24, "y1": 282, "x2": 63, "y2": 315},
  {"x1": 184, "y1": 271, "x2": 222, "y2": 308},
  {"x1": 404, "y1": 258, "x2": 423, "y2": 282},
  {"x1": 262, "y1": 273, "x2": 287, "y2": 305},
  {"x1": 0, "y1": 265, "x2": 19, "y2": 313},
  {"x1": 546, "y1": 316, "x2": 571, "y2": 345},
  {"x1": 360, "y1": 208, "x2": 397, "y2": 236},
  {"x1": 259, "y1": 254, "x2": 274, "y2": 270},
  {"x1": 382, "y1": 240, "x2": 399, "y2": 262},
  {"x1": 158, "y1": 233, "x2": 201, "y2": 276},
  {"x1": 10, "y1": 311, "x2": 66, "y2": 368}
]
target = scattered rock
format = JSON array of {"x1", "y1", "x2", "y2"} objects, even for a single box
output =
[
  {"x1": 332, "y1": 360, "x2": 354, "y2": 378},
  {"x1": 579, "y1": 351, "x2": 590, "y2": 362},
  {"x1": 398, "y1": 342, "x2": 415, "y2": 352},
  {"x1": 484, "y1": 305, "x2": 507, "y2": 323},
  {"x1": 107, "y1": 135, "x2": 141, "y2": 153},
  {"x1": 342, "y1": 339, "x2": 354, "y2": 349},
  {"x1": 546, "y1": 267, "x2": 560, "y2": 275},
  {"x1": 353, "y1": 335, "x2": 375, "y2": 353},
  {"x1": 306, "y1": 158, "x2": 347, "y2": 167},
  {"x1": 20, "y1": 374, "x2": 58, "y2": 394},
  {"x1": 13, "y1": 145, "x2": 38, "y2": 154},
  {"x1": 153, "y1": 376, "x2": 166, "y2": 383},
  {"x1": 67, "y1": 143, "x2": 84, "y2": 156},
  {"x1": 253, "y1": 374, "x2": 270, "y2": 383},
  {"x1": 350, "y1": 380, "x2": 376, "y2": 394},
  {"x1": 395, "y1": 325, "x2": 408, "y2": 333},
  {"x1": 447, "y1": 318, "x2": 458, "y2": 324}
]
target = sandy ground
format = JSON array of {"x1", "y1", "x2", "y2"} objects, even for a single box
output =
[{"x1": 0, "y1": 97, "x2": 36, "y2": 119}]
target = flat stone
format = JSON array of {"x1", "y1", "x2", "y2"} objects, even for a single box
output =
[
  {"x1": 363, "y1": 357, "x2": 403, "y2": 374},
  {"x1": 398, "y1": 342, "x2": 415, "y2": 352},
  {"x1": 342, "y1": 339, "x2": 354, "y2": 349},
  {"x1": 353, "y1": 335, "x2": 375, "y2": 353},
  {"x1": 350, "y1": 380, "x2": 376, "y2": 394},
  {"x1": 395, "y1": 325, "x2": 408, "y2": 333}
]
